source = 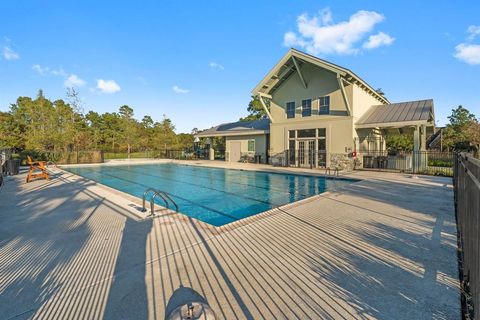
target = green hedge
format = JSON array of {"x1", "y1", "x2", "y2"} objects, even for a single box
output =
[{"x1": 428, "y1": 159, "x2": 453, "y2": 167}]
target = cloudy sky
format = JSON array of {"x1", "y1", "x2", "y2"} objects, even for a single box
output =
[{"x1": 0, "y1": 1, "x2": 479, "y2": 132}]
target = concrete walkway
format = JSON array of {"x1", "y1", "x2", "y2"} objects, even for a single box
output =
[{"x1": 0, "y1": 164, "x2": 459, "y2": 319}]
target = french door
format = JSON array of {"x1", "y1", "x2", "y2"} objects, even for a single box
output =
[{"x1": 298, "y1": 140, "x2": 315, "y2": 167}]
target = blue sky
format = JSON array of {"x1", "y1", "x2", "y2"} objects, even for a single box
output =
[{"x1": 0, "y1": 1, "x2": 479, "y2": 133}]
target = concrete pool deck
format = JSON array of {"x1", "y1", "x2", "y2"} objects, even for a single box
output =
[{"x1": 0, "y1": 161, "x2": 459, "y2": 319}]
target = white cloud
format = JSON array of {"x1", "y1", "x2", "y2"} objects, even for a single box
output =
[
  {"x1": 3, "y1": 46, "x2": 19, "y2": 60},
  {"x1": 454, "y1": 26, "x2": 480, "y2": 65},
  {"x1": 32, "y1": 64, "x2": 50, "y2": 75},
  {"x1": 96, "y1": 79, "x2": 121, "y2": 94},
  {"x1": 32, "y1": 64, "x2": 68, "y2": 77},
  {"x1": 64, "y1": 74, "x2": 86, "y2": 87},
  {"x1": 51, "y1": 68, "x2": 67, "y2": 77},
  {"x1": 172, "y1": 85, "x2": 189, "y2": 94},
  {"x1": 363, "y1": 32, "x2": 395, "y2": 49},
  {"x1": 283, "y1": 8, "x2": 393, "y2": 55},
  {"x1": 209, "y1": 62, "x2": 224, "y2": 70},
  {"x1": 33, "y1": 64, "x2": 86, "y2": 86},
  {"x1": 454, "y1": 43, "x2": 480, "y2": 65},
  {"x1": 467, "y1": 25, "x2": 480, "y2": 41}
]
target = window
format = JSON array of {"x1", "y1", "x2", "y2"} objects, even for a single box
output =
[
  {"x1": 288, "y1": 130, "x2": 296, "y2": 139},
  {"x1": 297, "y1": 129, "x2": 316, "y2": 138},
  {"x1": 286, "y1": 102, "x2": 295, "y2": 119},
  {"x1": 248, "y1": 139, "x2": 255, "y2": 152},
  {"x1": 319, "y1": 96, "x2": 330, "y2": 115},
  {"x1": 318, "y1": 128, "x2": 326, "y2": 138},
  {"x1": 302, "y1": 99, "x2": 312, "y2": 117}
]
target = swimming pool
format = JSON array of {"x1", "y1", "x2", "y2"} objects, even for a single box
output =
[{"x1": 65, "y1": 163, "x2": 359, "y2": 226}]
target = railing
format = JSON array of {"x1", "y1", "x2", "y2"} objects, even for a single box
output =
[
  {"x1": 142, "y1": 188, "x2": 179, "y2": 216},
  {"x1": 359, "y1": 150, "x2": 454, "y2": 176},
  {"x1": 454, "y1": 153, "x2": 480, "y2": 320}
]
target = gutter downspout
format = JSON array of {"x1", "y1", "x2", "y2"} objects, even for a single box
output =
[{"x1": 337, "y1": 75, "x2": 351, "y2": 116}]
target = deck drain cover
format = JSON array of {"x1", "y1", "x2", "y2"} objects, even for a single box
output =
[
  {"x1": 165, "y1": 286, "x2": 216, "y2": 320},
  {"x1": 166, "y1": 302, "x2": 215, "y2": 320}
]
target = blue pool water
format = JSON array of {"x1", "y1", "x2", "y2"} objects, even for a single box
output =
[{"x1": 65, "y1": 163, "x2": 359, "y2": 226}]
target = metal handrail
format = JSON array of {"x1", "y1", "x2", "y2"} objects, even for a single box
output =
[
  {"x1": 142, "y1": 188, "x2": 158, "y2": 212},
  {"x1": 151, "y1": 192, "x2": 170, "y2": 216},
  {"x1": 325, "y1": 167, "x2": 339, "y2": 177},
  {"x1": 158, "y1": 191, "x2": 179, "y2": 212},
  {"x1": 142, "y1": 187, "x2": 179, "y2": 216}
]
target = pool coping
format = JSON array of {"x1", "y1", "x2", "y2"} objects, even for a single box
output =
[{"x1": 53, "y1": 161, "x2": 362, "y2": 234}]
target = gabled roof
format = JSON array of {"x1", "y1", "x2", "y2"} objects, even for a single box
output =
[
  {"x1": 356, "y1": 99, "x2": 435, "y2": 128},
  {"x1": 195, "y1": 119, "x2": 270, "y2": 138},
  {"x1": 252, "y1": 48, "x2": 389, "y2": 104}
]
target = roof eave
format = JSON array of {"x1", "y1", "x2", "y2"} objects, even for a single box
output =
[
  {"x1": 251, "y1": 48, "x2": 389, "y2": 104},
  {"x1": 355, "y1": 119, "x2": 434, "y2": 129},
  {"x1": 195, "y1": 130, "x2": 270, "y2": 138}
]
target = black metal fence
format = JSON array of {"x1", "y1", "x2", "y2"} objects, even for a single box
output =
[
  {"x1": 267, "y1": 149, "x2": 455, "y2": 175},
  {"x1": 454, "y1": 153, "x2": 480, "y2": 320},
  {"x1": 359, "y1": 150, "x2": 454, "y2": 176},
  {"x1": 103, "y1": 149, "x2": 225, "y2": 161}
]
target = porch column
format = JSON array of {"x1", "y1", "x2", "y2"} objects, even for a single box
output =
[
  {"x1": 419, "y1": 124, "x2": 427, "y2": 171},
  {"x1": 420, "y1": 124, "x2": 427, "y2": 151},
  {"x1": 413, "y1": 126, "x2": 420, "y2": 152},
  {"x1": 413, "y1": 125, "x2": 427, "y2": 172},
  {"x1": 209, "y1": 145, "x2": 215, "y2": 160}
]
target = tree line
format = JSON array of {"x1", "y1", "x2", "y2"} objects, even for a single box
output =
[
  {"x1": 385, "y1": 105, "x2": 479, "y2": 154},
  {"x1": 0, "y1": 90, "x2": 194, "y2": 154}
]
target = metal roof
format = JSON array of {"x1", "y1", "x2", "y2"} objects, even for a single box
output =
[
  {"x1": 195, "y1": 119, "x2": 270, "y2": 137},
  {"x1": 356, "y1": 99, "x2": 434, "y2": 128}
]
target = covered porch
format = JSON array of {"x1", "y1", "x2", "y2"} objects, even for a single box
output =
[
  {"x1": 194, "y1": 119, "x2": 270, "y2": 164},
  {"x1": 355, "y1": 99, "x2": 436, "y2": 172}
]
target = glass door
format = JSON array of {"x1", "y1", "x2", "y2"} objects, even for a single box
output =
[
  {"x1": 307, "y1": 140, "x2": 315, "y2": 167},
  {"x1": 298, "y1": 141, "x2": 305, "y2": 166},
  {"x1": 298, "y1": 140, "x2": 315, "y2": 167}
]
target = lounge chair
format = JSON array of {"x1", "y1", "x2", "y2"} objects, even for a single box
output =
[{"x1": 26, "y1": 156, "x2": 49, "y2": 183}]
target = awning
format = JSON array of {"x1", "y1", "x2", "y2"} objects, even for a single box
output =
[{"x1": 355, "y1": 99, "x2": 435, "y2": 129}]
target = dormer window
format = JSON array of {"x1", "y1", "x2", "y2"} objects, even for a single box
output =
[
  {"x1": 319, "y1": 96, "x2": 330, "y2": 115},
  {"x1": 286, "y1": 102, "x2": 295, "y2": 119},
  {"x1": 302, "y1": 99, "x2": 312, "y2": 117}
]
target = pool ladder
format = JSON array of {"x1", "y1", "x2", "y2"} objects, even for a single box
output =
[
  {"x1": 142, "y1": 188, "x2": 179, "y2": 216},
  {"x1": 325, "y1": 167, "x2": 339, "y2": 177}
]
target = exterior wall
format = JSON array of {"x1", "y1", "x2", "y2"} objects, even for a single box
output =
[
  {"x1": 270, "y1": 117, "x2": 354, "y2": 154},
  {"x1": 270, "y1": 63, "x2": 350, "y2": 122},
  {"x1": 225, "y1": 134, "x2": 267, "y2": 162},
  {"x1": 352, "y1": 84, "x2": 388, "y2": 153},
  {"x1": 352, "y1": 84, "x2": 385, "y2": 121},
  {"x1": 267, "y1": 62, "x2": 355, "y2": 156}
]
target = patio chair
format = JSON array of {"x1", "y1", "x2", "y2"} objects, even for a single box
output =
[{"x1": 26, "y1": 156, "x2": 49, "y2": 183}]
